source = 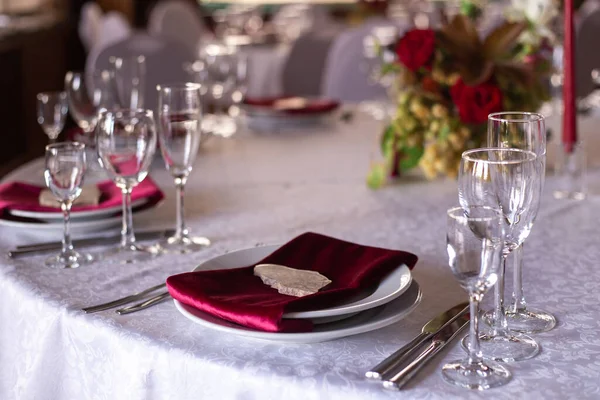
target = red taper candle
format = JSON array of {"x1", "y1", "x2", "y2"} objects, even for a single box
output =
[{"x1": 563, "y1": 0, "x2": 577, "y2": 153}]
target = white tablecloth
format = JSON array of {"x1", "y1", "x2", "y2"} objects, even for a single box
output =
[{"x1": 1, "y1": 112, "x2": 600, "y2": 399}]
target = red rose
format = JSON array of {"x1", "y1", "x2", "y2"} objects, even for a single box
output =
[
  {"x1": 450, "y1": 79, "x2": 503, "y2": 124},
  {"x1": 395, "y1": 29, "x2": 436, "y2": 72}
]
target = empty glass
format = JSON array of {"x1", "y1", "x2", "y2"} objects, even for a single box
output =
[
  {"x1": 96, "y1": 109, "x2": 159, "y2": 264},
  {"x1": 487, "y1": 112, "x2": 556, "y2": 334},
  {"x1": 37, "y1": 91, "x2": 68, "y2": 143},
  {"x1": 157, "y1": 83, "x2": 210, "y2": 253},
  {"x1": 44, "y1": 142, "x2": 94, "y2": 269},
  {"x1": 110, "y1": 55, "x2": 146, "y2": 109},
  {"x1": 442, "y1": 206, "x2": 510, "y2": 390},
  {"x1": 459, "y1": 148, "x2": 540, "y2": 362}
]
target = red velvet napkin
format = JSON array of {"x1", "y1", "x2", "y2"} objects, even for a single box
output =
[
  {"x1": 0, "y1": 177, "x2": 164, "y2": 214},
  {"x1": 243, "y1": 97, "x2": 340, "y2": 115},
  {"x1": 167, "y1": 232, "x2": 418, "y2": 333}
]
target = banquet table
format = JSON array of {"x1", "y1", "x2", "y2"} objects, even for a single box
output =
[{"x1": 1, "y1": 110, "x2": 600, "y2": 400}]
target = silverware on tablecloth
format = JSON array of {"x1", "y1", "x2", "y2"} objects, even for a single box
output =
[
  {"x1": 81, "y1": 283, "x2": 167, "y2": 314},
  {"x1": 382, "y1": 312, "x2": 470, "y2": 390},
  {"x1": 8, "y1": 229, "x2": 174, "y2": 258},
  {"x1": 115, "y1": 291, "x2": 171, "y2": 315},
  {"x1": 365, "y1": 302, "x2": 469, "y2": 380}
]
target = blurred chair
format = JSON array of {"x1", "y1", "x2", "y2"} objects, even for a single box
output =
[
  {"x1": 86, "y1": 33, "x2": 195, "y2": 112},
  {"x1": 96, "y1": 11, "x2": 133, "y2": 50},
  {"x1": 577, "y1": 1, "x2": 600, "y2": 98},
  {"x1": 148, "y1": 0, "x2": 209, "y2": 55},
  {"x1": 322, "y1": 19, "x2": 401, "y2": 102},
  {"x1": 78, "y1": 1, "x2": 103, "y2": 52},
  {"x1": 281, "y1": 32, "x2": 337, "y2": 97}
]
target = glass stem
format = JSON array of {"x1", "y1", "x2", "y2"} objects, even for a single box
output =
[
  {"x1": 492, "y1": 252, "x2": 509, "y2": 335},
  {"x1": 120, "y1": 186, "x2": 135, "y2": 248},
  {"x1": 174, "y1": 176, "x2": 188, "y2": 238},
  {"x1": 510, "y1": 244, "x2": 527, "y2": 314},
  {"x1": 468, "y1": 292, "x2": 483, "y2": 365},
  {"x1": 61, "y1": 200, "x2": 73, "y2": 256}
]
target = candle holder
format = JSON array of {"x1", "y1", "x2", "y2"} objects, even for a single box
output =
[{"x1": 553, "y1": 141, "x2": 586, "y2": 200}]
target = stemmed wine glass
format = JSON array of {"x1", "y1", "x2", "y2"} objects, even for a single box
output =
[
  {"x1": 156, "y1": 83, "x2": 210, "y2": 253},
  {"x1": 458, "y1": 148, "x2": 540, "y2": 362},
  {"x1": 487, "y1": 112, "x2": 556, "y2": 333},
  {"x1": 110, "y1": 55, "x2": 146, "y2": 109},
  {"x1": 37, "y1": 91, "x2": 68, "y2": 143},
  {"x1": 442, "y1": 206, "x2": 510, "y2": 390},
  {"x1": 44, "y1": 142, "x2": 94, "y2": 269},
  {"x1": 96, "y1": 109, "x2": 159, "y2": 264}
]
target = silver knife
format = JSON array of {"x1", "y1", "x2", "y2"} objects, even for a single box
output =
[
  {"x1": 115, "y1": 291, "x2": 171, "y2": 315},
  {"x1": 8, "y1": 229, "x2": 174, "y2": 258},
  {"x1": 382, "y1": 311, "x2": 470, "y2": 390},
  {"x1": 365, "y1": 302, "x2": 468, "y2": 380},
  {"x1": 81, "y1": 283, "x2": 167, "y2": 314}
]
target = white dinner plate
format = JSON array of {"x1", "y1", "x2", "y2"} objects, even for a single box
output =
[
  {"x1": 190, "y1": 244, "x2": 413, "y2": 319},
  {"x1": 8, "y1": 198, "x2": 147, "y2": 221},
  {"x1": 0, "y1": 198, "x2": 160, "y2": 234},
  {"x1": 174, "y1": 280, "x2": 422, "y2": 343}
]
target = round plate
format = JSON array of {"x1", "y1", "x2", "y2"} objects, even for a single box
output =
[
  {"x1": 9, "y1": 198, "x2": 147, "y2": 221},
  {"x1": 174, "y1": 281, "x2": 422, "y2": 343},
  {"x1": 191, "y1": 244, "x2": 413, "y2": 319}
]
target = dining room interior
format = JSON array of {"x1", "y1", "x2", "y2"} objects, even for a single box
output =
[{"x1": 1, "y1": 0, "x2": 599, "y2": 398}]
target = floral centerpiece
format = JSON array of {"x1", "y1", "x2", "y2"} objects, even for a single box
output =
[{"x1": 367, "y1": 1, "x2": 556, "y2": 188}]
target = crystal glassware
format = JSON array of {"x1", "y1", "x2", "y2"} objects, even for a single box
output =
[
  {"x1": 96, "y1": 109, "x2": 159, "y2": 264},
  {"x1": 458, "y1": 148, "x2": 540, "y2": 362},
  {"x1": 110, "y1": 55, "x2": 146, "y2": 109},
  {"x1": 442, "y1": 206, "x2": 510, "y2": 390},
  {"x1": 156, "y1": 83, "x2": 210, "y2": 253},
  {"x1": 43, "y1": 142, "x2": 94, "y2": 269},
  {"x1": 37, "y1": 91, "x2": 68, "y2": 143},
  {"x1": 487, "y1": 112, "x2": 556, "y2": 333}
]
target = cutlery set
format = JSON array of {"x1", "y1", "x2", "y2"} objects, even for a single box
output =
[{"x1": 366, "y1": 303, "x2": 469, "y2": 390}]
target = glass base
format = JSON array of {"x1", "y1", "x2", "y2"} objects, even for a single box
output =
[
  {"x1": 45, "y1": 250, "x2": 94, "y2": 269},
  {"x1": 462, "y1": 330, "x2": 540, "y2": 362},
  {"x1": 102, "y1": 243, "x2": 161, "y2": 264},
  {"x1": 159, "y1": 234, "x2": 210, "y2": 254},
  {"x1": 442, "y1": 359, "x2": 511, "y2": 390},
  {"x1": 504, "y1": 308, "x2": 557, "y2": 334}
]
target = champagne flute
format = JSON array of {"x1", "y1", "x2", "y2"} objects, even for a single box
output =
[
  {"x1": 487, "y1": 112, "x2": 556, "y2": 333},
  {"x1": 96, "y1": 109, "x2": 159, "y2": 264},
  {"x1": 459, "y1": 148, "x2": 540, "y2": 362},
  {"x1": 37, "y1": 91, "x2": 68, "y2": 143},
  {"x1": 44, "y1": 142, "x2": 94, "y2": 269},
  {"x1": 110, "y1": 55, "x2": 146, "y2": 109},
  {"x1": 442, "y1": 206, "x2": 510, "y2": 390},
  {"x1": 156, "y1": 83, "x2": 210, "y2": 253}
]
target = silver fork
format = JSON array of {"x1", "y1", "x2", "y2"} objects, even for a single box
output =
[
  {"x1": 115, "y1": 291, "x2": 171, "y2": 315},
  {"x1": 81, "y1": 283, "x2": 167, "y2": 313}
]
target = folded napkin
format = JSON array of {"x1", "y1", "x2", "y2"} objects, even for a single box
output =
[
  {"x1": 167, "y1": 232, "x2": 418, "y2": 333},
  {"x1": 0, "y1": 177, "x2": 164, "y2": 214},
  {"x1": 243, "y1": 97, "x2": 340, "y2": 114},
  {"x1": 39, "y1": 185, "x2": 102, "y2": 207}
]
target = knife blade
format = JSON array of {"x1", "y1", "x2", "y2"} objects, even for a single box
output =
[
  {"x1": 115, "y1": 291, "x2": 171, "y2": 315},
  {"x1": 8, "y1": 229, "x2": 174, "y2": 258},
  {"x1": 382, "y1": 311, "x2": 470, "y2": 390},
  {"x1": 365, "y1": 301, "x2": 468, "y2": 380}
]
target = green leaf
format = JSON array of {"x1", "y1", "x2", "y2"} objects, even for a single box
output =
[
  {"x1": 367, "y1": 163, "x2": 387, "y2": 189},
  {"x1": 380, "y1": 125, "x2": 396, "y2": 155},
  {"x1": 439, "y1": 124, "x2": 451, "y2": 140},
  {"x1": 399, "y1": 146, "x2": 424, "y2": 171}
]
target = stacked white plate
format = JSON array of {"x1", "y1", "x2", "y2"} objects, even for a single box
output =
[{"x1": 174, "y1": 244, "x2": 422, "y2": 343}]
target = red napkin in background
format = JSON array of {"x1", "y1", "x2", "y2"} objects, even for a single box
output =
[
  {"x1": 167, "y1": 232, "x2": 418, "y2": 333},
  {"x1": 243, "y1": 97, "x2": 340, "y2": 115},
  {"x1": 0, "y1": 177, "x2": 164, "y2": 214}
]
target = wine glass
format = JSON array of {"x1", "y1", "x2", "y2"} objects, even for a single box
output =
[
  {"x1": 110, "y1": 55, "x2": 146, "y2": 109},
  {"x1": 487, "y1": 112, "x2": 556, "y2": 334},
  {"x1": 156, "y1": 83, "x2": 210, "y2": 253},
  {"x1": 96, "y1": 109, "x2": 159, "y2": 264},
  {"x1": 442, "y1": 206, "x2": 510, "y2": 390},
  {"x1": 458, "y1": 148, "x2": 540, "y2": 362},
  {"x1": 44, "y1": 142, "x2": 94, "y2": 269},
  {"x1": 37, "y1": 91, "x2": 68, "y2": 143}
]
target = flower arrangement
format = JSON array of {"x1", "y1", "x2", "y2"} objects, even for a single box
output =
[{"x1": 367, "y1": 2, "x2": 555, "y2": 188}]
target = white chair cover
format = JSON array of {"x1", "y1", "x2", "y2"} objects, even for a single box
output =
[
  {"x1": 78, "y1": 1, "x2": 103, "y2": 52},
  {"x1": 85, "y1": 33, "x2": 196, "y2": 112},
  {"x1": 577, "y1": 1, "x2": 600, "y2": 97},
  {"x1": 148, "y1": 0, "x2": 209, "y2": 55},
  {"x1": 96, "y1": 11, "x2": 132, "y2": 50},
  {"x1": 281, "y1": 32, "x2": 337, "y2": 96},
  {"x1": 322, "y1": 19, "x2": 401, "y2": 102}
]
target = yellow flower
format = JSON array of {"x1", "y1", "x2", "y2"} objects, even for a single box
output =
[
  {"x1": 447, "y1": 133, "x2": 463, "y2": 150},
  {"x1": 432, "y1": 104, "x2": 448, "y2": 119},
  {"x1": 410, "y1": 101, "x2": 430, "y2": 120}
]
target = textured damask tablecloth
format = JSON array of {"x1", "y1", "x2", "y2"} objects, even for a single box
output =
[{"x1": 1, "y1": 112, "x2": 600, "y2": 400}]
